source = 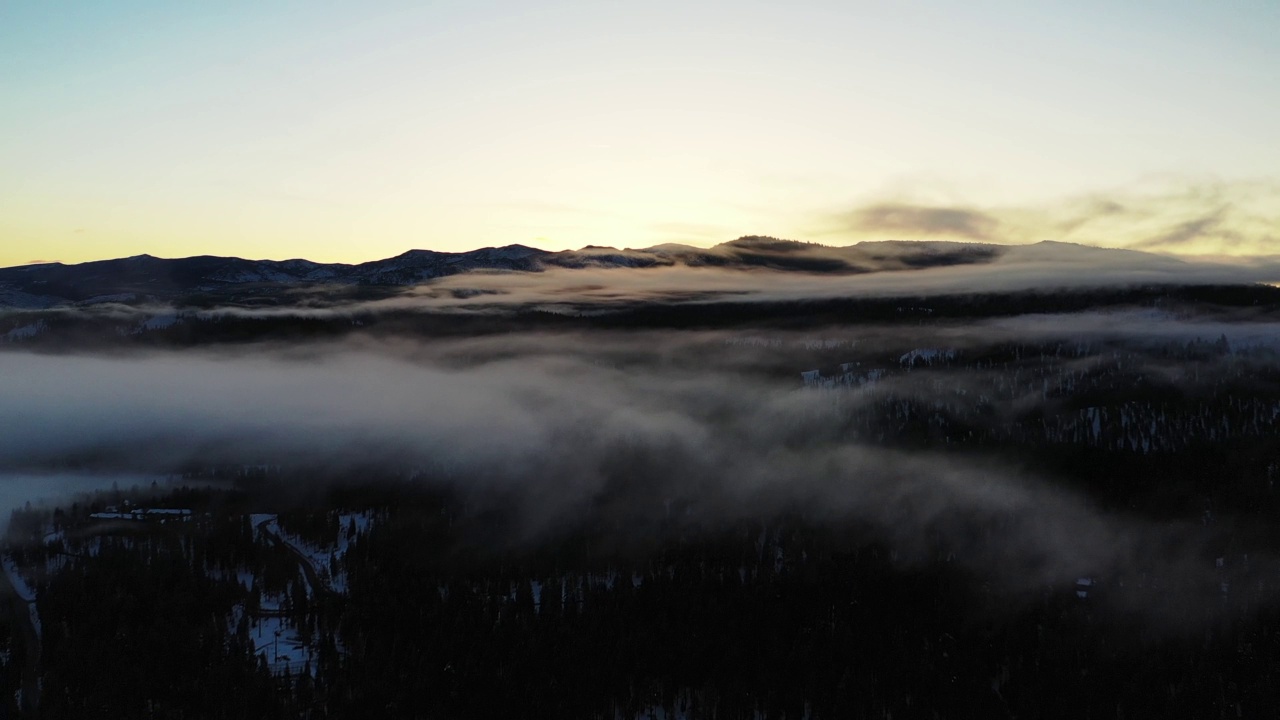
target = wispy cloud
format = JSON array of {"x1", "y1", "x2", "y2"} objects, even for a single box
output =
[
  {"x1": 847, "y1": 203, "x2": 999, "y2": 240},
  {"x1": 829, "y1": 178, "x2": 1280, "y2": 256},
  {"x1": 1129, "y1": 207, "x2": 1232, "y2": 251}
]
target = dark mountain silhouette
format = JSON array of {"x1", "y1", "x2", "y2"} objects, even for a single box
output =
[{"x1": 0, "y1": 237, "x2": 1209, "y2": 309}]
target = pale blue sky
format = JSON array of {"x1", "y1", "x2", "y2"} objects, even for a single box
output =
[{"x1": 2, "y1": 1, "x2": 1277, "y2": 264}]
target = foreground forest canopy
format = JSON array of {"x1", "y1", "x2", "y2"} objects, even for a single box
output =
[{"x1": 3, "y1": 247, "x2": 1280, "y2": 718}]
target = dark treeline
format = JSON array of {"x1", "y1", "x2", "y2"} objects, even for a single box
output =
[
  {"x1": 5, "y1": 418, "x2": 1280, "y2": 720},
  {"x1": 4, "y1": 283, "x2": 1279, "y2": 350}
]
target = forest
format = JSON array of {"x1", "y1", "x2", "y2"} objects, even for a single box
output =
[{"x1": 3, "y1": 284, "x2": 1280, "y2": 718}]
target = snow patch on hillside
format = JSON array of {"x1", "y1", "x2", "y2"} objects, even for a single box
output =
[
  {"x1": 250, "y1": 614, "x2": 316, "y2": 676},
  {"x1": 134, "y1": 314, "x2": 183, "y2": 332},
  {"x1": 2, "y1": 554, "x2": 41, "y2": 640},
  {"x1": 5, "y1": 320, "x2": 47, "y2": 341},
  {"x1": 2, "y1": 555, "x2": 36, "y2": 602},
  {"x1": 0, "y1": 287, "x2": 59, "y2": 309}
]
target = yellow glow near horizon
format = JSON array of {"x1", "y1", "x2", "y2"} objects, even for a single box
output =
[{"x1": 3, "y1": 2, "x2": 1278, "y2": 267}]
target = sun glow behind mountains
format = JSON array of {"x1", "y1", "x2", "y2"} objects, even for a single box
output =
[{"x1": 2, "y1": 1, "x2": 1278, "y2": 266}]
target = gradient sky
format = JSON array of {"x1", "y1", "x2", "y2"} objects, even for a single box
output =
[{"x1": 2, "y1": 1, "x2": 1278, "y2": 266}]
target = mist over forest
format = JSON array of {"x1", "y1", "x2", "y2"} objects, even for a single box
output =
[
  {"x1": 3, "y1": 243, "x2": 1280, "y2": 717},
  {"x1": 9, "y1": 0, "x2": 1280, "y2": 713}
]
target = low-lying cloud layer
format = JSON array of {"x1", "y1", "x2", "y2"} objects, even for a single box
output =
[
  {"x1": 3, "y1": 311, "x2": 1276, "y2": 625},
  {"x1": 417, "y1": 243, "x2": 1280, "y2": 310},
  {"x1": 5, "y1": 239, "x2": 1273, "y2": 328}
]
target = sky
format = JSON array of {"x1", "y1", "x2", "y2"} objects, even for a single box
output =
[{"x1": 2, "y1": 0, "x2": 1278, "y2": 266}]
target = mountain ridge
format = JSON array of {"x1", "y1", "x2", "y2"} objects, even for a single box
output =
[{"x1": 0, "y1": 238, "x2": 1230, "y2": 310}]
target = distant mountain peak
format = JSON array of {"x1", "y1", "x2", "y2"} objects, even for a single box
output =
[
  {"x1": 720, "y1": 236, "x2": 817, "y2": 252},
  {"x1": 475, "y1": 244, "x2": 545, "y2": 260}
]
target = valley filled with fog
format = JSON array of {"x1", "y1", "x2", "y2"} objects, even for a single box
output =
[{"x1": 3, "y1": 247, "x2": 1280, "y2": 717}]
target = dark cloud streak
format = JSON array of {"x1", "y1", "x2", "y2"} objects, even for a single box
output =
[
  {"x1": 1131, "y1": 206, "x2": 1233, "y2": 250},
  {"x1": 848, "y1": 203, "x2": 1000, "y2": 240}
]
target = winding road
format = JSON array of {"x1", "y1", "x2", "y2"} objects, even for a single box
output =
[
  {"x1": 0, "y1": 554, "x2": 41, "y2": 712},
  {"x1": 255, "y1": 516, "x2": 339, "y2": 603}
]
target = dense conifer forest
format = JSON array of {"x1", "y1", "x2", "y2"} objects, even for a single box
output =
[{"x1": 3, "y1": 282, "x2": 1280, "y2": 718}]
